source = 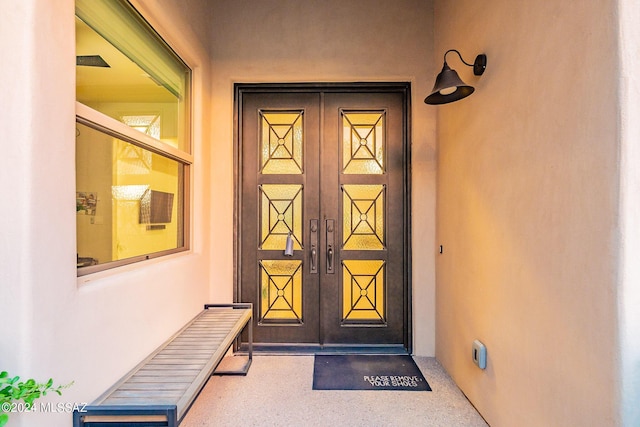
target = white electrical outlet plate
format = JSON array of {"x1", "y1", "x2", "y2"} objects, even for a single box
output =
[{"x1": 472, "y1": 340, "x2": 487, "y2": 369}]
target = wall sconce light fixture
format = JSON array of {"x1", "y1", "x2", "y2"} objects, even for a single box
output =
[{"x1": 425, "y1": 49, "x2": 487, "y2": 105}]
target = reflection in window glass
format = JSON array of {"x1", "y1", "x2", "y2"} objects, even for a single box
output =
[
  {"x1": 75, "y1": 0, "x2": 190, "y2": 152},
  {"x1": 76, "y1": 122, "x2": 184, "y2": 270},
  {"x1": 121, "y1": 115, "x2": 161, "y2": 139}
]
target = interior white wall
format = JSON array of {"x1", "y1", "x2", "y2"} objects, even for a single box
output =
[
  {"x1": 618, "y1": 0, "x2": 640, "y2": 424},
  {"x1": 207, "y1": 0, "x2": 437, "y2": 356},
  {"x1": 434, "y1": 1, "x2": 622, "y2": 425},
  {"x1": 0, "y1": 1, "x2": 213, "y2": 426}
]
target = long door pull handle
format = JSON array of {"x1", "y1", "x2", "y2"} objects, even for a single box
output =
[
  {"x1": 311, "y1": 246, "x2": 317, "y2": 271},
  {"x1": 310, "y1": 219, "x2": 318, "y2": 274},
  {"x1": 326, "y1": 219, "x2": 335, "y2": 274}
]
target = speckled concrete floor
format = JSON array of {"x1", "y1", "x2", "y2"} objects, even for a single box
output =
[{"x1": 181, "y1": 356, "x2": 488, "y2": 427}]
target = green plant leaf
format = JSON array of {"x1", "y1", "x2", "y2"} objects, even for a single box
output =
[{"x1": 0, "y1": 372, "x2": 73, "y2": 426}]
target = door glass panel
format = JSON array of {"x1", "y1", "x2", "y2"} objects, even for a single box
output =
[
  {"x1": 259, "y1": 184, "x2": 303, "y2": 250},
  {"x1": 259, "y1": 260, "x2": 303, "y2": 323},
  {"x1": 342, "y1": 112, "x2": 384, "y2": 174},
  {"x1": 260, "y1": 111, "x2": 304, "y2": 174},
  {"x1": 342, "y1": 260, "x2": 386, "y2": 324},
  {"x1": 342, "y1": 184, "x2": 385, "y2": 250}
]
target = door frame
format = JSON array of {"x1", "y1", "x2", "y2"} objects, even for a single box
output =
[{"x1": 233, "y1": 82, "x2": 413, "y2": 353}]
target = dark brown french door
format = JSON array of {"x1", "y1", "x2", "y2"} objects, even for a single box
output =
[{"x1": 236, "y1": 84, "x2": 410, "y2": 350}]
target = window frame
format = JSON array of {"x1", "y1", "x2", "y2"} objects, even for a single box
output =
[{"x1": 75, "y1": 2, "x2": 193, "y2": 277}]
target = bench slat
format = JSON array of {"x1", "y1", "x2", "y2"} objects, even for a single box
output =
[
  {"x1": 109, "y1": 394, "x2": 185, "y2": 401},
  {"x1": 137, "y1": 364, "x2": 207, "y2": 370},
  {"x1": 135, "y1": 368, "x2": 202, "y2": 376},
  {"x1": 126, "y1": 376, "x2": 196, "y2": 383},
  {"x1": 147, "y1": 357, "x2": 210, "y2": 364},
  {"x1": 95, "y1": 397, "x2": 178, "y2": 405},
  {"x1": 117, "y1": 383, "x2": 190, "y2": 391},
  {"x1": 164, "y1": 342, "x2": 224, "y2": 348}
]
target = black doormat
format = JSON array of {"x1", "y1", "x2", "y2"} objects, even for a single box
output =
[{"x1": 312, "y1": 354, "x2": 431, "y2": 391}]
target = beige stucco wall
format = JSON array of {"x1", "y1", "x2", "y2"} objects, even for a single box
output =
[
  {"x1": 434, "y1": 1, "x2": 621, "y2": 425},
  {"x1": 0, "y1": 1, "x2": 213, "y2": 425},
  {"x1": 207, "y1": 0, "x2": 437, "y2": 355}
]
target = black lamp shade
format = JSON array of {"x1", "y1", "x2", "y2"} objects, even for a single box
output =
[{"x1": 424, "y1": 63, "x2": 475, "y2": 105}]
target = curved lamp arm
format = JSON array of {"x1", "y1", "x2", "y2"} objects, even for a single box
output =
[{"x1": 443, "y1": 49, "x2": 487, "y2": 76}]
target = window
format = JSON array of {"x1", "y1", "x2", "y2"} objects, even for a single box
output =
[{"x1": 75, "y1": 0, "x2": 191, "y2": 275}]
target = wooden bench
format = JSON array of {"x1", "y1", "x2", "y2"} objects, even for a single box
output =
[{"x1": 73, "y1": 303, "x2": 253, "y2": 427}]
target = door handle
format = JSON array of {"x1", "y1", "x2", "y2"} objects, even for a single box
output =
[
  {"x1": 326, "y1": 219, "x2": 335, "y2": 274},
  {"x1": 310, "y1": 220, "x2": 318, "y2": 274},
  {"x1": 311, "y1": 247, "x2": 317, "y2": 272}
]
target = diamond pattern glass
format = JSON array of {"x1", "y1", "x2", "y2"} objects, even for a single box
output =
[
  {"x1": 342, "y1": 260, "x2": 386, "y2": 323},
  {"x1": 342, "y1": 112, "x2": 384, "y2": 174},
  {"x1": 260, "y1": 260, "x2": 303, "y2": 323},
  {"x1": 260, "y1": 111, "x2": 303, "y2": 174},
  {"x1": 259, "y1": 184, "x2": 303, "y2": 250},
  {"x1": 342, "y1": 184, "x2": 385, "y2": 250}
]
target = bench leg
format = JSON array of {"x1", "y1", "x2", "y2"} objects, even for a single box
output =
[{"x1": 213, "y1": 315, "x2": 253, "y2": 376}]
